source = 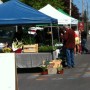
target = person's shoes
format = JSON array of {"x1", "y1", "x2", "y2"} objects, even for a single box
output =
[
  {"x1": 72, "y1": 65, "x2": 75, "y2": 68},
  {"x1": 86, "y1": 51, "x2": 90, "y2": 54},
  {"x1": 77, "y1": 52, "x2": 81, "y2": 55},
  {"x1": 81, "y1": 52, "x2": 84, "y2": 54},
  {"x1": 65, "y1": 66, "x2": 71, "y2": 69},
  {"x1": 74, "y1": 53, "x2": 77, "y2": 56}
]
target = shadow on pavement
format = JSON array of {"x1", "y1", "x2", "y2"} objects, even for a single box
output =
[
  {"x1": 87, "y1": 50, "x2": 90, "y2": 54},
  {"x1": 17, "y1": 50, "x2": 90, "y2": 74},
  {"x1": 17, "y1": 67, "x2": 42, "y2": 73}
]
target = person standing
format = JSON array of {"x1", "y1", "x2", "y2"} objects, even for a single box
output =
[
  {"x1": 61, "y1": 25, "x2": 75, "y2": 68},
  {"x1": 13, "y1": 26, "x2": 23, "y2": 41},
  {"x1": 81, "y1": 29, "x2": 88, "y2": 54},
  {"x1": 74, "y1": 29, "x2": 81, "y2": 54}
]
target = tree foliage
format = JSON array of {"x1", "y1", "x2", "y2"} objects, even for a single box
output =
[
  {"x1": 2, "y1": 0, "x2": 81, "y2": 20},
  {"x1": 21, "y1": 0, "x2": 80, "y2": 19},
  {"x1": 20, "y1": 0, "x2": 80, "y2": 19},
  {"x1": 62, "y1": 0, "x2": 81, "y2": 19},
  {"x1": 20, "y1": 0, "x2": 65, "y2": 10},
  {"x1": 84, "y1": 10, "x2": 88, "y2": 23}
]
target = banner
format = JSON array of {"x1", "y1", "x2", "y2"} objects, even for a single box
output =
[
  {"x1": 78, "y1": 22, "x2": 84, "y2": 31},
  {"x1": 0, "y1": 53, "x2": 16, "y2": 90}
]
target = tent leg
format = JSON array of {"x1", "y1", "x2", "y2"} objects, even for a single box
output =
[
  {"x1": 57, "y1": 25, "x2": 60, "y2": 43},
  {"x1": 50, "y1": 23, "x2": 54, "y2": 59},
  {"x1": 16, "y1": 25, "x2": 18, "y2": 32}
]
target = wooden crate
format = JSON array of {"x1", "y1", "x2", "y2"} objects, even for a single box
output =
[{"x1": 23, "y1": 44, "x2": 38, "y2": 53}]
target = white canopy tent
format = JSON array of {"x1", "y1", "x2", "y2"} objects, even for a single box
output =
[
  {"x1": 0, "y1": 0, "x2": 3, "y2": 4},
  {"x1": 39, "y1": 4, "x2": 78, "y2": 25}
]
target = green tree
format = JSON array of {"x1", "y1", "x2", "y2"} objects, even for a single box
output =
[
  {"x1": 62, "y1": 0, "x2": 80, "y2": 20},
  {"x1": 2, "y1": 0, "x2": 8, "y2": 2},
  {"x1": 2, "y1": 0, "x2": 80, "y2": 20},
  {"x1": 21, "y1": 0, "x2": 65, "y2": 10},
  {"x1": 20, "y1": 0, "x2": 80, "y2": 20},
  {"x1": 84, "y1": 10, "x2": 88, "y2": 23}
]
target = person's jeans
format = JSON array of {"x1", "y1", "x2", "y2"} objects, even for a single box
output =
[
  {"x1": 81, "y1": 39, "x2": 88, "y2": 53},
  {"x1": 66, "y1": 48, "x2": 74, "y2": 67}
]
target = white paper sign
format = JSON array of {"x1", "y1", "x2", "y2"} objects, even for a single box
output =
[{"x1": 0, "y1": 53, "x2": 16, "y2": 90}]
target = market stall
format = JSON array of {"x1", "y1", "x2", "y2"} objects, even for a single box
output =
[
  {"x1": 0, "y1": 0, "x2": 58, "y2": 68},
  {"x1": 39, "y1": 4, "x2": 78, "y2": 25}
]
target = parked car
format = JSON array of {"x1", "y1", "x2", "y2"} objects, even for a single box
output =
[
  {"x1": 28, "y1": 27, "x2": 43, "y2": 35},
  {"x1": 88, "y1": 30, "x2": 90, "y2": 35}
]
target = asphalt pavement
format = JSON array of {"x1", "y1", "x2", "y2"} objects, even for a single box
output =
[{"x1": 17, "y1": 35, "x2": 90, "y2": 90}]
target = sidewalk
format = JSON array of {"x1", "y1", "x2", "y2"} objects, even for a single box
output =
[
  {"x1": 18, "y1": 35, "x2": 90, "y2": 78},
  {"x1": 18, "y1": 35, "x2": 90, "y2": 90},
  {"x1": 36, "y1": 35, "x2": 90, "y2": 78}
]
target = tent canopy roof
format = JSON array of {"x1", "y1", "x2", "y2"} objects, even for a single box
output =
[
  {"x1": 0, "y1": 0, "x2": 57, "y2": 25},
  {"x1": 39, "y1": 4, "x2": 78, "y2": 25},
  {"x1": 58, "y1": 8, "x2": 70, "y2": 16},
  {"x1": 0, "y1": 0, "x2": 3, "y2": 4}
]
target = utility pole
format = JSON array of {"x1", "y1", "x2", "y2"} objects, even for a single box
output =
[
  {"x1": 69, "y1": 0, "x2": 72, "y2": 16},
  {"x1": 70, "y1": 0, "x2": 72, "y2": 28},
  {"x1": 82, "y1": 0, "x2": 84, "y2": 21},
  {"x1": 86, "y1": 0, "x2": 88, "y2": 32}
]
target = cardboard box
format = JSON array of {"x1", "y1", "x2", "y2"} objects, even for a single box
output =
[
  {"x1": 48, "y1": 68, "x2": 57, "y2": 74},
  {"x1": 49, "y1": 59, "x2": 62, "y2": 68}
]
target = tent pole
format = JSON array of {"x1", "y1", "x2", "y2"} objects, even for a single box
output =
[
  {"x1": 70, "y1": 24, "x2": 71, "y2": 28},
  {"x1": 57, "y1": 25, "x2": 60, "y2": 43},
  {"x1": 50, "y1": 23, "x2": 53, "y2": 48},
  {"x1": 77, "y1": 23, "x2": 78, "y2": 30},
  {"x1": 16, "y1": 25, "x2": 18, "y2": 32},
  {"x1": 50, "y1": 23, "x2": 54, "y2": 59}
]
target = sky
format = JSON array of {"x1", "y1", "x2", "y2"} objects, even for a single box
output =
[
  {"x1": 73, "y1": 0, "x2": 82, "y2": 13},
  {"x1": 73, "y1": 0, "x2": 90, "y2": 20}
]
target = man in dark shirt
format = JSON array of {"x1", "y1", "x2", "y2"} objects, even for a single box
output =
[
  {"x1": 61, "y1": 25, "x2": 75, "y2": 68},
  {"x1": 81, "y1": 29, "x2": 88, "y2": 53}
]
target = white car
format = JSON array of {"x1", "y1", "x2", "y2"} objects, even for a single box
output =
[
  {"x1": 88, "y1": 30, "x2": 90, "y2": 35},
  {"x1": 28, "y1": 27, "x2": 43, "y2": 35}
]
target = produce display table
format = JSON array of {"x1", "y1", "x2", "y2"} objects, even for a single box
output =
[{"x1": 15, "y1": 53, "x2": 52, "y2": 68}]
